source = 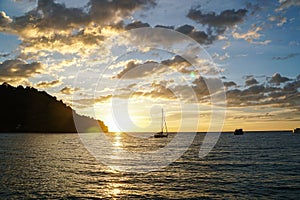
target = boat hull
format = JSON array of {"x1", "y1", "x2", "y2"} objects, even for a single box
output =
[
  {"x1": 293, "y1": 128, "x2": 300, "y2": 133},
  {"x1": 234, "y1": 129, "x2": 244, "y2": 135},
  {"x1": 154, "y1": 134, "x2": 168, "y2": 138}
]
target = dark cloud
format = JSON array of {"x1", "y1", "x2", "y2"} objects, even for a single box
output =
[
  {"x1": 80, "y1": 72, "x2": 300, "y2": 113},
  {"x1": 125, "y1": 22, "x2": 219, "y2": 45},
  {"x1": 22, "y1": 30, "x2": 105, "y2": 51},
  {"x1": 161, "y1": 55, "x2": 188, "y2": 66},
  {"x1": 60, "y1": 86, "x2": 79, "y2": 95},
  {"x1": 36, "y1": 80, "x2": 61, "y2": 88},
  {"x1": 175, "y1": 24, "x2": 215, "y2": 44},
  {"x1": 191, "y1": 76, "x2": 210, "y2": 97},
  {"x1": 0, "y1": 0, "x2": 157, "y2": 57},
  {"x1": 32, "y1": 0, "x2": 90, "y2": 30},
  {"x1": 114, "y1": 60, "x2": 163, "y2": 79},
  {"x1": 161, "y1": 55, "x2": 193, "y2": 74},
  {"x1": 224, "y1": 81, "x2": 237, "y2": 88},
  {"x1": 107, "y1": 75, "x2": 224, "y2": 102},
  {"x1": 0, "y1": 59, "x2": 43, "y2": 82},
  {"x1": 0, "y1": 11, "x2": 12, "y2": 27},
  {"x1": 268, "y1": 73, "x2": 291, "y2": 85},
  {"x1": 155, "y1": 25, "x2": 174, "y2": 29},
  {"x1": 125, "y1": 21, "x2": 150, "y2": 30},
  {"x1": 283, "y1": 79, "x2": 300, "y2": 92},
  {"x1": 141, "y1": 81, "x2": 177, "y2": 99},
  {"x1": 272, "y1": 53, "x2": 300, "y2": 60},
  {"x1": 115, "y1": 56, "x2": 193, "y2": 79},
  {"x1": 242, "y1": 85, "x2": 267, "y2": 95},
  {"x1": 89, "y1": 0, "x2": 156, "y2": 25},
  {"x1": 11, "y1": 0, "x2": 155, "y2": 32},
  {"x1": 141, "y1": 76, "x2": 224, "y2": 102},
  {"x1": 187, "y1": 8, "x2": 247, "y2": 29},
  {"x1": 185, "y1": 8, "x2": 247, "y2": 44},
  {"x1": 225, "y1": 74, "x2": 300, "y2": 111},
  {"x1": 245, "y1": 77, "x2": 258, "y2": 86},
  {"x1": 175, "y1": 24, "x2": 194, "y2": 35}
]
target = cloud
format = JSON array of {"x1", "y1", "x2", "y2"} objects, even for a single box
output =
[
  {"x1": 231, "y1": 113, "x2": 274, "y2": 120},
  {"x1": 0, "y1": 52, "x2": 10, "y2": 57},
  {"x1": 142, "y1": 81, "x2": 177, "y2": 99},
  {"x1": 268, "y1": 73, "x2": 291, "y2": 85},
  {"x1": 225, "y1": 74, "x2": 300, "y2": 111},
  {"x1": 276, "y1": 0, "x2": 300, "y2": 11},
  {"x1": 0, "y1": 0, "x2": 156, "y2": 58},
  {"x1": 36, "y1": 80, "x2": 61, "y2": 88},
  {"x1": 60, "y1": 86, "x2": 79, "y2": 94},
  {"x1": 0, "y1": 59, "x2": 43, "y2": 82},
  {"x1": 19, "y1": 30, "x2": 106, "y2": 56},
  {"x1": 192, "y1": 76, "x2": 224, "y2": 97},
  {"x1": 154, "y1": 25, "x2": 174, "y2": 29},
  {"x1": 136, "y1": 76, "x2": 225, "y2": 102},
  {"x1": 277, "y1": 17, "x2": 287, "y2": 26},
  {"x1": 224, "y1": 81, "x2": 237, "y2": 88},
  {"x1": 114, "y1": 60, "x2": 163, "y2": 79},
  {"x1": 73, "y1": 94, "x2": 113, "y2": 106},
  {"x1": 114, "y1": 55, "x2": 196, "y2": 79},
  {"x1": 186, "y1": 8, "x2": 248, "y2": 46},
  {"x1": 268, "y1": 15, "x2": 287, "y2": 26},
  {"x1": 213, "y1": 52, "x2": 230, "y2": 61},
  {"x1": 245, "y1": 77, "x2": 259, "y2": 86},
  {"x1": 161, "y1": 55, "x2": 192, "y2": 74},
  {"x1": 88, "y1": 0, "x2": 156, "y2": 25},
  {"x1": 161, "y1": 55, "x2": 189, "y2": 66},
  {"x1": 175, "y1": 24, "x2": 216, "y2": 44},
  {"x1": 124, "y1": 23, "x2": 220, "y2": 46},
  {"x1": 11, "y1": 0, "x2": 155, "y2": 33},
  {"x1": 272, "y1": 53, "x2": 300, "y2": 60},
  {"x1": 187, "y1": 8, "x2": 247, "y2": 29},
  {"x1": 0, "y1": 11, "x2": 12, "y2": 27},
  {"x1": 233, "y1": 25, "x2": 270, "y2": 44},
  {"x1": 125, "y1": 21, "x2": 150, "y2": 30},
  {"x1": 283, "y1": 79, "x2": 300, "y2": 91}
]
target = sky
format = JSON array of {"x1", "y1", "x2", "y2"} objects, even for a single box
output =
[{"x1": 0, "y1": 0, "x2": 299, "y2": 132}]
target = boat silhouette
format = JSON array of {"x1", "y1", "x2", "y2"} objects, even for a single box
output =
[
  {"x1": 293, "y1": 128, "x2": 300, "y2": 133},
  {"x1": 234, "y1": 128, "x2": 244, "y2": 135},
  {"x1": 154, "y1": 109, "x2": 168, "y2": 138}
]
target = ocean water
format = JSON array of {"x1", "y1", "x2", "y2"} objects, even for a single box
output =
[{"x1": 0, "y1": 132, "x2": 300, "y2": 199}]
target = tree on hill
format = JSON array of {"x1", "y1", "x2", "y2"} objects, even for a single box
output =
[{"x1": 0, "y1": 83, "x2": 108, "y2": 133}]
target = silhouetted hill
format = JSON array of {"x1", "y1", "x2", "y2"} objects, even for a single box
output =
[{"x1": 0, "y1": 83, "x2": 108, "y2": 133}]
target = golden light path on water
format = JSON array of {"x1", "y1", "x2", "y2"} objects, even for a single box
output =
[{"x1": 112, "y1": 132, "x2": 122, "y2": 148}]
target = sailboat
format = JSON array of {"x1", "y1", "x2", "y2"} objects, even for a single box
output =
[{"x1": 154, "y1": 109, "x2": 168, "y2": 138}]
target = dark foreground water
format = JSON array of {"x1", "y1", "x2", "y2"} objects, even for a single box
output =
[{"x1": 0, "y1": 132, "x2": 300, "y2": 199}]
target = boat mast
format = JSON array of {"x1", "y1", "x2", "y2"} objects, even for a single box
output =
[
  {"x1": 161, "y1": 108, "x2": 164, "y2": 133},
  {"x1": 164, "y1": 111, "x2": 168, "y2": 135}
]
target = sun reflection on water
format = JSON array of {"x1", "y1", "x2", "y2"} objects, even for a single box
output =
[
  {"x1": 112, "y1": 132, "x2": 122, "y2": 148},
  {"x1": 104, "y1": 182, "x2": 124, "y2": 199}
]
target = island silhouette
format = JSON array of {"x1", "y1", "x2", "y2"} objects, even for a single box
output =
[{"x1": 0, "y1": 83, "x2": 108, "y2": 133}]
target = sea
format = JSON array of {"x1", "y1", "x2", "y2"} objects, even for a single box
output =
[{"x1": 0, "y1": 132, "x2": 299, "y2": 199}]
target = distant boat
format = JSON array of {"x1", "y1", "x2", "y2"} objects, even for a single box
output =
[
  {"x1": 234, "y1": 128, "x2": 244, "y2": 135},
  {"x1": 293, "y1": 128, "x2": 300, "y2": 133},
  {"x1": 154, "y1": 109, "x2": 168, "y2": 138}
]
